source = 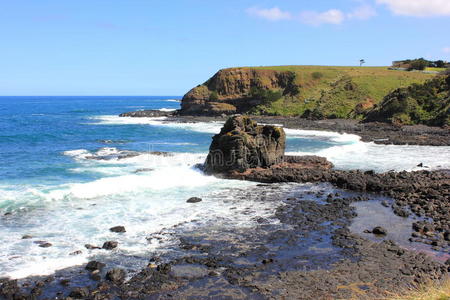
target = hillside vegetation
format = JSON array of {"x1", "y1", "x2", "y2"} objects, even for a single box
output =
[
  {"x1": 180, "y1": 66, "x2": 434, "y2": 119},
  {"x1": 364, "y1": 74, "x2": 450, "y2": 126}
]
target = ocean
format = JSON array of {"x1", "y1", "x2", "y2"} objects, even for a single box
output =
[{"x1": 0, "y1": 96, "x2": 449, "y2": 279}]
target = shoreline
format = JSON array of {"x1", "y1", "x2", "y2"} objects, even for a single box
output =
[
  {"x1": 120, "y1": 110, "x2": 450, "y2": 146},
  {"x1": 1, "y1": 168, "x2": 449, "y2": 299}
]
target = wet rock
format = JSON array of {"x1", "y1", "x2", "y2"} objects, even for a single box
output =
[
  {"x1": 170, "y1": 264, "x2": 208, "y2": 279},
  {"x1": 38, "y1": 242, "x2": 52, "y2": 248},
  {"x1": 69, "y1": 287, "x2": 89, "y2": 298},
  {"x1": 69, "y1": 250, "x2": 82, "y2": 256},
  {"x1": 59, "y1": 279, "x2": 70, "y2": 286},
  {"x1": 372, "y1": 227, "x2": 387, "y2": 235},
  {"x1": 204, "y1": 116, "x2": 285, "y2": 173},
  {"x1": 102, "y1": 241, "x2": 118, "y2": 250},
  {"x1": 21, "y1": 235, "x2": 32, "y2": 239},
  {"x1": 86, "y1": 261, "x2": 106, "y2": 271},
  {"x1": 133, "y1": 168, "x2": 154, "y2": 174},
  {"x1": 186, "y1": 197, "x2": 202, "y2": 203},
  {"x1": 109, "y1": 226, "x2": 126, "y2": 233},
  {"x1": 393, "y1": 206, "x2": 411, "y2": 218},
  {"x1": 85, "y1": 244, "x2": 101, "y2": 250},
  {"x1": 90, "y1": 270, "x2": 102, "y2": 281},
  {"x1": 444, "y1": 232, "x2": 450, "y2": 241},
  {"x1": 119, "y1": 110, "x2": 174, "y2": 118},
  {"x1": 106, "y1": 268, "x2": 126, "y2": 284}
]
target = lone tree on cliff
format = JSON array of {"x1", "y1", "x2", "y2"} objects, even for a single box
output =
[{"x1": 360, "y1": 59, "x2": 365, "y2": 67}]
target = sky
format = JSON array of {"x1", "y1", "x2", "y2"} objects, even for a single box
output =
[{"x1": 0, "y1": 0, "x2": 449, "y2": 95}]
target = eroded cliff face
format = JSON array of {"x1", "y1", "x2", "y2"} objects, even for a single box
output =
[{"x1": 180, "y1": 68, "x2": 296, "y2": 115}]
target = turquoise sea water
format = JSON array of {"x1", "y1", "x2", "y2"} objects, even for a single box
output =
[{"x1": 0, "y1": 96, "x2": 449, "y2": 279}]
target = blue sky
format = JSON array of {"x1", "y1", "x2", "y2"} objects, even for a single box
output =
[{"x1": 0, "y1": 0, "x2": 449, "y2": 95}]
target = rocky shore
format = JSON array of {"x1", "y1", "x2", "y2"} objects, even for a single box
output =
[
  {"x1": 118, "y1": 109, "x2": 450, "y2": 146},
  {"x1": 2, "y1": 116, "x2": 449, "y2": 299},
  {"x1": 180, "y1": 115, "x2": 450, "y2": 146},
  {"x1": 1, "y1": 180, "x2": 448, "y2": 299}
]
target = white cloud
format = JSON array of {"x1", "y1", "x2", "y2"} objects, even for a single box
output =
[
  {"x1": 443, "y1": 47, "x2": 450, "y2": 54},
  {"x1": 376, "y1": 0, "x2": 450, "y2": 17},
  {"x1": 347, "y1": 5, "x2": 377, "y2": 20},
  {"x1": 246, "y1": 7, "x2": 292, "y2": 21},
  {"x1": 299, "y1": 9, "x2": 346, "y2": 26}
]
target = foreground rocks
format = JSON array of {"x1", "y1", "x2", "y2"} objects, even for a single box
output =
[
  {"x1": 1, "y1": 183, "x2": 447, "y2": 299},
  {"x1": 228, "y1": 166, "x2": 450, "y2": 252},
  {"x1": 205, "y1": 116, "x2": 286, "y2": 173}
]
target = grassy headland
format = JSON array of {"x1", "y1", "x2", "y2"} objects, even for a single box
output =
[{"x1": 180, "y1": 65, "x2": 435, "y2": 120}]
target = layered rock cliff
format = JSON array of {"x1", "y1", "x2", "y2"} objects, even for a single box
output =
[{"x1": 180, "y1": 68, "x2": 298, "y2": 115}]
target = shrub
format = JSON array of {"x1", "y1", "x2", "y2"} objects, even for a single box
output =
[
  {"x1": 209, "y1": 91, "x2": 219, "y2": 101},
  {"x1": 312, "y1": 72, "x2": 324, "y2": 80},
  {"x1": 408, "y1": 58, "x2": 428, "y2": 71},
  {"x1": 249, "y1": 87, "x2": 282, "y2": 105}
]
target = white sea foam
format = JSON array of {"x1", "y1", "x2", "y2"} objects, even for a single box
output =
[
  {"x1": 0, "y1": 149, "x2": 265, "y2": 279},
  {"x1": 166, "y1": 99, "x2": 181, "y2": 102},
  {"x1": 88, "y1": 115, "x2": 224, "y2": 134},
  {"x1": 158, "y1": 108, "x2": 177, "y2": 112},
  {"x1": 284, "y1": 128, "x2": 361, "y2": 144}
]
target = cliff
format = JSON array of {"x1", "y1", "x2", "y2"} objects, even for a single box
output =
[
  {"x1": 364, "y1": 74, "x2": 450, "y2": 126},
  {"x1": 181, "y1": 68, "x2": 297, "y2": 116},
  {"x1": 180, "y1": 66, "x2": 434, "y2": 119}
]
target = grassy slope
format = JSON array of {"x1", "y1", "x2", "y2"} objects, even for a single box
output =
[{"x1": 238, "y1": 66, "x2": 434, "y2": 117}]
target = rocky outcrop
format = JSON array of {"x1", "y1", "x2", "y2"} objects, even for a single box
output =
[
  {"x1": 204, "y1": 116, "x2": 286, "y2": 173},
  {"x1": 180, "y1": 68, "x2": 297, "y2": 115},
  {"x1": 119, "y1": 110, "x2": 175, "y2": 118}
]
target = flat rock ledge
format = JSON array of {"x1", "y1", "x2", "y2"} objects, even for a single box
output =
[{"x1": 119, "y1": 110, "x2": 175, "y2": 118}]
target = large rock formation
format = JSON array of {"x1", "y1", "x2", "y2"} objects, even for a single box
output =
[
  {"x1": 181, "y1": 68, "x2": 297, "y2": 115},
  {"x1": 204, "y1": 116, "x2": 286, "y2": 173}
]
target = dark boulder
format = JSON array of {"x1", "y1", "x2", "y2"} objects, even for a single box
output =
[
  {"x1": 85, "y1": 261, "x2": 106, "y2": 271},
  {"x1": 205, "y1": 116, "x2": 286, "y2": 173},
  {"x1": 69, "y1": 287, "x2": 89, "y2": 299},
  {"x1": 186, "y1": 197, "x2": 202, "y2": 203},
  {"x1": 102, "y1": 241, "x2": 118, "y2": 250},
  {"x1": 372, "y1": 226, "x2": 388, "y2": 235},
  {"x1": 106, "y1": 268, "x2": 126, "y2": 284},
  {"x1": 85, "y1": 244, "x2": 101, "y2": 250},
  {"x1": 110, "y1": 226, "x2": 126, "y2": 233},
  {"x1": 38, "y1": 242, "x2": 52, "y2": 248}
]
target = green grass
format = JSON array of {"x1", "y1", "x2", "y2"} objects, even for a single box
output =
[
  {"x1": 232, "y1": 66, "x2": 434, "y2": 117},
  {"x1": 425, "y1": 67, "x2": 447, "y2": 72}
]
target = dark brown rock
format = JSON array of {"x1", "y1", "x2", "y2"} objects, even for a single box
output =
[
  {"x1": 186, "y1": 197, "x2": 202, "y2": 203},
  {"x1": 205, "y1": 116, "x2": 285, "y2": 173},
  {"x1": 86, "y1": 261, "x2": 106, "y2": 271},
  {"x1": 372, "y1": 227, "x2": 388, "y2": 235},
  {"x1": 106, "y1": 268, "x2": 126, "y2": 284},
  {"x1": 109, "y1": 226, "x2": 126, "y2": 233},
  {"x1": 102, "y1": 241, "x2": 118, "y2": 250},
  {"x1": 69, "y1": 287, "x2": 89, "y2": 298}
]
